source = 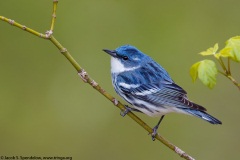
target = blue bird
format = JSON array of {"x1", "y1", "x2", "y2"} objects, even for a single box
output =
[{"x1": 103, "y1": 45, "x2": 222, "y2": 140}]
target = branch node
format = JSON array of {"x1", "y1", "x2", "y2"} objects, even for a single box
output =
[
  {"x1": 22, "y1": 25, "x2": 27, "y2": 30},
  {"x1": 175, "y1": 147, "x2": 194, "y2": 160},
  {"x1": 60, "y1": 48, "x2": 67, "y2": 53},
  {"x1": 99, "y1": 88, "x2": 106, "y2": 94},
  {"x1": 8, "y1": 19, "x2": 14, "y2": 25},
  {"x1": 39, "y1": 33, "x2": 44, "y2": 38},
  {"x1": 45, "y1": 30, "x2": 53, "y2": 38},
  {"x1": 90, "y1": 80, "x2": 98, "y2": 87},
  {"x1": 112, "y1": 98, "x2": 119, "y2": 106},
  {"x1": 78, "y1": 69, "x2": 88, "y2": 82},
  {"x1": 52, "y1": 13, "x2": 57, "y2": 18},
  {"x1": 53, "y1": 0, "x2": 59, "y2": 2}
]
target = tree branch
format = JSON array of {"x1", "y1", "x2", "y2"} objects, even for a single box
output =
[
  {"x1": 50, "y1": 36, "x2": 195, "y2": 160},
  {"x1": 216, "y1": 57, "x2": 240, "y2": 90},
  {"x1": 0, "y1": 1, "x2": 195, "y2": 160},
  {"x1": 50, "y1": 0, "x2": 58, "y2": 32},
  {"x1": 1, "y1": 16, "x2": 48, "y2": 38},
  {"x1": 216, "y1": 58, "x2": 240, "y2": 90},
  {"x1": 227, "y1": 75, "x2": 240, "y2": 90}
]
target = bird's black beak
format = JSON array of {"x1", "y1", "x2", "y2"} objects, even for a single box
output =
[{"x1": 103, "y1": 49, "x2": 117, "y2": 58}]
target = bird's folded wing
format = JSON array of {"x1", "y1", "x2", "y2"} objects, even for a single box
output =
[{"x1": 119, "y1": 81, "x2": 206, "y2": 111}]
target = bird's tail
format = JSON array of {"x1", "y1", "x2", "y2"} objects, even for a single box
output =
[{"x1": 182, "y1": 108, "x2": 222, "y2": 124}]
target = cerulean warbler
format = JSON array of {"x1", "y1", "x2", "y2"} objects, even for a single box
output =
[{"x1": 103, "y1": 45, "x2": 222, "y2": 140}]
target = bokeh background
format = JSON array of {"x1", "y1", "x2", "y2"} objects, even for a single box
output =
[{"x1": 0, "y1": 0, "x2": 239, "y2": 159}]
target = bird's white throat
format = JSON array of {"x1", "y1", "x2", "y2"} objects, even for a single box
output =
[{"x1": 110, "y1": 57, "x2": 140, "y2": 74}]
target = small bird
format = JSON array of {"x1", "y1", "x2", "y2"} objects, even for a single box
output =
[{"x1": 103, "y1": 45, "x2": 222, "y2": 140}]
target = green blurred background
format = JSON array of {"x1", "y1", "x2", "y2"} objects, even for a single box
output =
[{"x1": 0, "y1": 0, "x2": 239, "y2": 159}]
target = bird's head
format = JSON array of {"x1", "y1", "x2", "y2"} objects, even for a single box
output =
[{"x1": 103, "y1": 45, "x2": 149, "y2": 73}]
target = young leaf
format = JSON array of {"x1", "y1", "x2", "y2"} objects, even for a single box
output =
[
  {"x1": 199, "y1": 43, "x2": 218, "y2": 56},
  {"x1": 215, "y1": 47, "x2": 232, "y2": 59},
  {"x1": 190, "y1": 61, "x2": 200, "y2": 82},
  {"x1": 225, "y1": 36, "x2": 240, "y2": 62},
  {"x1": 190, "y1": 60, "x2": 217, "y2": 89}
]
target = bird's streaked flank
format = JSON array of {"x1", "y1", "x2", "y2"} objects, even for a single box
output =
[{"x1": 103, "y1": 45, "x2": 222, "y2": 140}]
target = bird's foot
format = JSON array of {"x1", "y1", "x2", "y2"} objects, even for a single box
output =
[
  {"x1": 120, "y1": 105, "x2": 132, "y2": 117},
  {"x1": 151, "y1": 126, "x2": 159, "y2": 141},
  {"x1": 149, "y1": 115, "x2": 165, "y2": 141}
]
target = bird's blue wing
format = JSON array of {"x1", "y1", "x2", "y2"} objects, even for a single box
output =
[
  {"x1": 119, "y1": 79, "x2": 185, "y2": 96},
  {"x1": 115, "y1": 61, "x2": 206, "y2": 111},
  {"x1": 118, "y1": 81, "x2": 206, "y2": 111}
]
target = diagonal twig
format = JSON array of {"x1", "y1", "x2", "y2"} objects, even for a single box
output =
[{"x1": 0, "y1": 1, "x2": 195, "y2": 160}]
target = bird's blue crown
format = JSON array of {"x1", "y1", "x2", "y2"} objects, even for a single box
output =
[{"x1": 114, "y1": 45, "x2": 151, "y2": 68}]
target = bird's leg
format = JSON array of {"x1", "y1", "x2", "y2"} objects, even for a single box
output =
[
  {"x1": 120, "y1": 105, "x2": 142, "y2": 117},
  {"x1": 151, "y1": 115, "x2": 165, "y2": 141}
]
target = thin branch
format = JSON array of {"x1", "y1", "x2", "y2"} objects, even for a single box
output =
[
  {"x1": 50, "y1": 0, "x2": 58, "y2": 32},
  {"x1": 226, "y1": 75, "x2": 240, "y2": 90},
  {"x1": 47, "y1": 6, "x2": 192, "y2": 156},
  {"x1": 218, "y1": 70, "x2": 227, "y2": 76},
  {"x1": 0, "y1": 16, "x2": 48, "y2": 38},
  {"x1": 227, "y1": 57, "x2": 231, "y2": 75},
  {"x1": 218, "y1": 57, "x2": 228, "y2": 74},
  {"x1": 0, "y1": 1, "x2": 195, "y2": 160},
  {"x1": 218, "y1": 70, "x2": 240, "y2": 90},
  {"x1": 216, "y1": 57, "x2": 239, "y2": 90},
  {"x1": 49, "y1": 36, "x2": 194, "y2": 160}
]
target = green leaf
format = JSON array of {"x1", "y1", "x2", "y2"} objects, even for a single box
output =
[
  {"x1": 199, "y1": 43, "x2": 218, "y2": 56},
  {"x1": 190, "y1": 61, "x2": 200, "y2": 82},
  {"x1": 190, "y1": 60, "x2": 217, "y2": 89},
  {"x1": 224, "y1": 36, "x2": 240, "y2": 62},
  {"x1": 215, "y1": 47, "x2": 232, "y2": 59}
]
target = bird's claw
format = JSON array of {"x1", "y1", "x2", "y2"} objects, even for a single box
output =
[
  {"x1": 151, "y1": 127, "x2": 158, "y2": 141},
  {"x1": 120, "y1": 105, "x2": 131, "y2": 117},
  {"x1": 149, "y1": 115, "x2": 164, "y2": 141}
]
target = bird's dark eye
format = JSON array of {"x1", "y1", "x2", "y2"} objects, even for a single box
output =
[{"x1": 123, "y1": 56, "x2": 128, "y2": 60}]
